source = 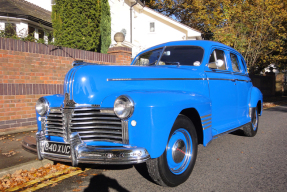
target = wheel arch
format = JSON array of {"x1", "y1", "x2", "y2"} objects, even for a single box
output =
[
  {"x1": 180, "y1": 108, "x2": 203, "y2": 145},
  {"x1": 249, "y1": 87, "x2": 263, "y2": 116}
]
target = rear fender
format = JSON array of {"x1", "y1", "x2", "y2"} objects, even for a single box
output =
[{"x1": 249, "y1": 87, "x2": 263, "y2": 115}]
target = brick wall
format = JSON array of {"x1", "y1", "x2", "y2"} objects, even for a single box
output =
[
  {"x1": 0, "y1": 38, "x2": 132, "y2": 131},
  {"x1": 107, "y1": 47, "x2": 133, "y2": 65}
]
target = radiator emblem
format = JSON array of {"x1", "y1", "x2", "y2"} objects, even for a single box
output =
[{"x1": 64, "y1": 93, "x2": 76, "y2": 108}]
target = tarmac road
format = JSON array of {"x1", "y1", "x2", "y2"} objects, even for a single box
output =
[{"x1": 38, "y1": 105, "x2": 287, "y2": 192}]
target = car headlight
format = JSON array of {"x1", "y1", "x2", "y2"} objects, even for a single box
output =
[
  {"x1": 114, "y1": 95, "x2": 134, "y2": 119},
  {"x1": 36, "y1": 97, "x2": 49, "y2": 116}
]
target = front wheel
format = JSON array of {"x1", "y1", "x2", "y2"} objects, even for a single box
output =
[{"x1": 146, "y1": 115, "x2": 198, "y2": 187}]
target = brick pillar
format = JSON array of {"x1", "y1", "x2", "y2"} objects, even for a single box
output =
[{"x1": 107, "y1": 47, "x2": 132, "y2": 65}]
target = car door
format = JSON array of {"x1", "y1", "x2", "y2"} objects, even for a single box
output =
[
  {"x1": 229, "y1": 53, "x2": 252, "y2": 125},
  {"x1": 205, "y1": 47, "x2": 238, "y2": 135}
]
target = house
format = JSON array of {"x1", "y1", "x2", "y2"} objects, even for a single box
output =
[
  {"x1": 0, "y1": 0, "x2": 202, "y2": 57},
  {"x1": 109, "y1": 0, "x2": 202, "y2": 56},
  {"x1": 0, "y1": 0, "x2": 52, "y2": 41}
]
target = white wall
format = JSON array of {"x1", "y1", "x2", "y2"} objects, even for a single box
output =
[
  {"x1": 108, "y1": 0, "x2": 201, "y2": 57},
  {"x1": 109, "y1": 0, "x2": 131, "y2": 45},
  {"x1": 132, "y1": 9, "x2": 187, "y2": 56},
  {"x1": 25, "y1": 0, "x2": 52, "y2": 12},
  {"x1": 16, "y1": 22, "x2": 28, "y2": 38}
]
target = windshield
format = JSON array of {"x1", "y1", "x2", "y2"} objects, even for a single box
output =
[{"x1": 133, "y1": 46, "x2": 204, "y2": 66}]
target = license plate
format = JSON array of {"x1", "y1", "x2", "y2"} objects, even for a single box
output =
[{"x1": 44, "y1": 142, "x2": 71, "y2": 155}]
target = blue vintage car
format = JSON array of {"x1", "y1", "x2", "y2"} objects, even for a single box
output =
[{"x1": 23, "y1": 40, "x2": 263, "y2": 187}]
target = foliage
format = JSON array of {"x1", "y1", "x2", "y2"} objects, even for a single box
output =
[
  {"x1": 145, "y1": 0, "x2": 287, "y2": 73},
  {"x1": 100, "y1": 0, "x2": 111, "y2": 53},
  {"x1": 52, "y1": 0, "x2": 102, "y2": 52},
  {"x1": 0, "y1": 163, "x2": 79, "y2": 191}
]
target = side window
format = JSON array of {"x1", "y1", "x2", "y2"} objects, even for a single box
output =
[
  {"x1": 134, "y1": 48, "x2": 163, "y2": 66},
  {"x1": 208, "y1": 49, "x2": 226, "y2": 70},
  {"x1": 230, "y1": 53, "x2": 240, "y2": 72},
  {"x1": 240, "y1": 58, "x2": 247, "y2": 73}
]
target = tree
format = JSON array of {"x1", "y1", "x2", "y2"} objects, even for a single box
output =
[
  {"x1": 52, "y1": 0, "x2": 102, "y2": 52},
  {"x1": 100, "y1": 0, "x2": 111, "y2": 53},
  {"x1": 145, "y1": 0, "x2": 287, "y2": 73}
]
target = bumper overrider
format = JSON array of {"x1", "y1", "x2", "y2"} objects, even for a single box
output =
[{"x1": 22, "y1": 131, "x2": 150, "y2": 167}]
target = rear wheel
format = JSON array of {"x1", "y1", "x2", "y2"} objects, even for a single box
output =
[
  {"x1": 243, "y1": 106, "x2": 259, "y2": 137},
  {"x1": 146, "y1": 115, "x2": 198, "y2": 187}
]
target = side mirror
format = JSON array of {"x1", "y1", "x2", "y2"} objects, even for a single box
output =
[
  {"x1": 207, "y1": 59, "x2": 224, "y2": 69},
  {"x1": 216, "y1": 59, "x2": 224, "y2": 68}
]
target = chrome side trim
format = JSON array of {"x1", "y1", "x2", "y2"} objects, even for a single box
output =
[
  {"x1": 107, "y1": 78, "x2": 207, "y2": 81},
  {"x1": 237, "y1": 79, "x2": 251, "y2": 82},
  {"x1": 122, "y1": 120, "x2": 129, "y2": 144},
  {"x1": 201, "y1": 118, "x2": 211, "y2": 122},
  {"x1": 201, "y1": 114, "x2": 212, "y2": 130},
  {"x1": 203, "y1": 125, "x2": 211, "y2": 130},
  {"x1": 208, "y1": 78, "x2": 236, "y2": 81},
  {"x1": 202, "y1": 121, "x2": 212, "y2": 126},
  {"x1": 200, "y1": 114, "x2": 211, "y2": 119}
]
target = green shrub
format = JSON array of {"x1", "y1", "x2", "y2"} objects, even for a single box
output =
[
  {"x1": 52, "y1": 0, "x2": 102, "y2": 52},
  {"x1": 100, "y1": 0, "x2": 111, "y2": 53}
]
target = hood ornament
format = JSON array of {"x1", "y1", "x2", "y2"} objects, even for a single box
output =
[{"x1": 64, "y1": 93, "x2": 76, "y2": 108}]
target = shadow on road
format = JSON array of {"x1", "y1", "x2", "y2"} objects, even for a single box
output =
[
  {"x1": 229, "y1": 129, "x2": 246, "y2": 137},
  {"x1": 84, "y1": 174, "x2": 130, "y2": 192}
]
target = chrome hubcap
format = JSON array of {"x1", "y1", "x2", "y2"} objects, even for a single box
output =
[
  {"x1": 166, "y1": 128, "x2": 192, "y2": 175},
  {"x1": 172, "y1": 139, "x2": 186, "y2": 163},
  {"x1": 252, "y1": 109, "x2": 258, "y2": 131}
]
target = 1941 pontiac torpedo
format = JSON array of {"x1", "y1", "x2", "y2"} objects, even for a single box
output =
[{"x1": 23, "y1": 40, "x2": 263, "y2": 187}]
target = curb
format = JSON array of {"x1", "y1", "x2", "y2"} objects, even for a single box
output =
[
  {"x1": 0, "y1": 159, "x2": 54, "y2": 178},
  {"x1": 0, "y1": 127, "x2": 37, "y2": 136}
]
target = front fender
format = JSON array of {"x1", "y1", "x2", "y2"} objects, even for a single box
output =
[
  {"x1": 36, "y1": 94, "x2": 64, "y2": 131},
  {"x1": 249, "y1": 87, "x2": 263, "y2": 115},
  {"x1": 102, "y1": 90, "x2": 212, "y2": 158}
]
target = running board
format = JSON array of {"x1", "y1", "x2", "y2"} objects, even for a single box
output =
[{"x1": 212, "y1": 122, "x2": 251, "y2": 139}]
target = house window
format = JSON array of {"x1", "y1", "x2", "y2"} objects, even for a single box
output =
[
  {"x1": 38, "y1": 29, "x2": 44, "y2": 39},
  {"x1": 28, "y1": 26, "x2": 35, "y2": 37},
  {"x1": 5, "y1": 23, "x2": 16, "y2": 36},
  {"x1": 150, "y1": 22, "x2": 155, "y2": 32}
]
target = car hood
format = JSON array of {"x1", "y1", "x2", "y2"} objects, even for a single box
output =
[{"x1": 64, "y1": 64, "x2": 205, "y2": 105}]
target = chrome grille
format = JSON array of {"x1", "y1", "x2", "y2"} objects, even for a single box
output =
[
  {"x1": 45, "y1": 109, "x2": 64, "y2": 137},
  {"x1": 70, "y1": 108, "x2": 123, "y2": 143}
]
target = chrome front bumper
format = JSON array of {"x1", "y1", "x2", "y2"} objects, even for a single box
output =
[{"x1": 22, "y1": 131, "x2": 150, "y2": 167}]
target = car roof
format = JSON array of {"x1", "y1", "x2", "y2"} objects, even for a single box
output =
[{"x1": 138, "y1": 40, "x2": 239, "y2": 56}]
